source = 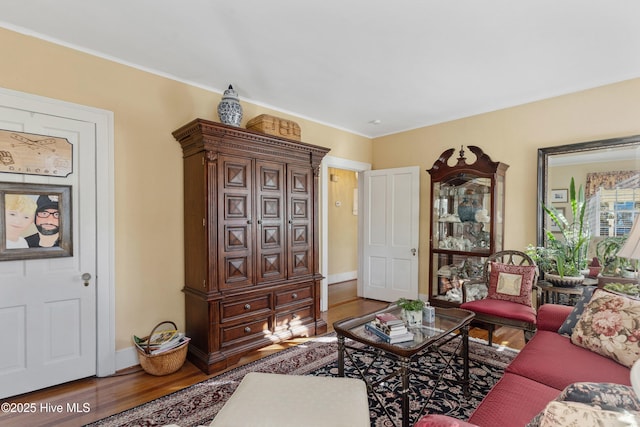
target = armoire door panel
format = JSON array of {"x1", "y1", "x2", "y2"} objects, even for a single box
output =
[
  {"x1": 256, "y1": 161, "x2": 285, "y2": 283},
  {"x1": 291, "y1": 171, "x2": 309, "y2": 193},
  {"x1": 261, "y1": 197, "x2": 281, "y2": 218},
  {"x1": 224, "y1": 256, "x2": 250, "y2": 285},
  {"x1": 291, "y1": 225, "x2": 308, "y2": 245},
  {"x1": 219, "y1": 155, "x2": 253, "y2": 288},
  {"x1": 261, "y1": 225, "x2": 282, "y2": 248},
  {"x1": 225, "y1": 226, "x2": 249, "y2": 250},
  {"x1": 224, "y1": 162, "x2": 249, "y2": 188},
  {"x1": 224, "y1": 195, "x2": 248, "y2": 219},
  {"x1": 291, "y1": 251, "x2": 310, "y2": 274},
  {"x1": 287, "y1": 166, "x2": 312, "y2": 278},
  {"x1": 291, "y1": 199, "x2": 308, "y2": 219},
  {"x1": 260, "y1": 253, "x2": 283, "y2": 280}
]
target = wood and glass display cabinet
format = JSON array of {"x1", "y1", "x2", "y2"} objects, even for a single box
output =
[{"x1": 427, "y1": 146, "x2": 509, "y2": 307}]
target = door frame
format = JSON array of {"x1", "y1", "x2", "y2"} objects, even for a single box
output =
[
  {"x1": 0, "y1": 87, "x2": 116, "y2": 377},
  {"x1": 320, "y1": 156, "x2": 371, "y2": 312}
]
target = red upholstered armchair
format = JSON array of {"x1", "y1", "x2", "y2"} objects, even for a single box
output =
[{"x1": 460, "y1": 250, "x2": 541, "y2": 345}]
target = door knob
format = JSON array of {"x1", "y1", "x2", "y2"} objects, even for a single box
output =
[
  {"x1": 81, "y1": 272, "x2": 92, "y2": 287},
  {"x1": 411, "y1": 248, "x2": 417, "y2": 256}
]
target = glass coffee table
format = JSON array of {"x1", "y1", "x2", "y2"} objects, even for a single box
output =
[{"x1": 333, "y1": 304, "x2": 475, "y2": 427}]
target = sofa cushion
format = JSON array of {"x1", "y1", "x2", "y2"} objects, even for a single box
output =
[
  {"x1": 487, "y1": 262, "x2": 537, "y2": 306},
  {"x1": 557, "y1": 286, "x2": 597, "y2": 336},
  {"x1": 507, "y1": 330, "x2": 631, "y2": 390},
  {"x1": 537, "y1": 400, "x2": 640, "y2": 426},
  {"x1": 558, "y1": 382, "x2": 640, "y2": 410},
  {"x1": 468, "y1": 372, "x2": 560, "y2": 427},
  {"x1": 536, "y1": 304, "x2": 573, "y2": 331},
  {"x1": 571, "y1": 288, "x2": 640, "y2": 368},
  {"x1": 527, "y1": 382, "x2": 640, "y2": 427},
  {"x1": 461, "y1": 298, "x2": 536, "y2": 323}
]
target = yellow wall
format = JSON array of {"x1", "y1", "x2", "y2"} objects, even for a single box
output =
[
  {"x1": 373, "y1": 78, "x2": 640, "y2": 295},
  {"x1": 0, "y1": 28, "x2": 372, "y2": 350},
  {"x1": 3, "y1": 25, "x2": 640, "y2": 350},
  {"x1": 327, "y1": 168, "x2": 358, "y2": 278}
]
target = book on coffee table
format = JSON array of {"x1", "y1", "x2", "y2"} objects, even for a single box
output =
[{"x1": 365, "y1": 322, "x2": 414, "y2": 344}]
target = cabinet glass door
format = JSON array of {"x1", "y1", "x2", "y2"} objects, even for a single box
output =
[{"x1": 431, "y1": 175, "x2": 490, "y2": 305}]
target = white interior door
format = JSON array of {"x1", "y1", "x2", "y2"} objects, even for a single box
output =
[
  {"x1": 0, "y1": 107, "x2": 97, "y2": 398},
  {"x1": 362, "y1": 166, "x2": 420, "y2": 302}
]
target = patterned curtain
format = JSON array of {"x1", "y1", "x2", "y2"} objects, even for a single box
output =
[{"x1": 585, "y1": 171, "x2": 638, "y2": 199}]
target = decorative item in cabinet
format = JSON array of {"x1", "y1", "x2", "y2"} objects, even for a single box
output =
[{"x1": 427, "y1": 146, "x2": 508, "y2": 307}]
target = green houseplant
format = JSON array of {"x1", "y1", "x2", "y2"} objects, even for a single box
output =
[
  {"x1": 596, "y1": 236, "x2": 630, "y2": 276},
  {"x1": 540, "y1": 177, "x2": 591, "y2": 285},
  {"x1": 397, "y1": 298, "x2": 425, "y2": 311},
  {"x1": 397, "y1": 298, "x2": 424, "y2": 327}
]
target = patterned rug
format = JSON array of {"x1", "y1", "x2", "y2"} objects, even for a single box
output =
[{"x1": 86, "y1": 334, "x2": 518, "y2": 427}]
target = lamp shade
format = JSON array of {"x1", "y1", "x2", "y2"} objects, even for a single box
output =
[{"x1": 617, "y1": 215, "x2": 640, "y2": 260}]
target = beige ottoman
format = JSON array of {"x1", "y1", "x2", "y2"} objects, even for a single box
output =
[{"x1": 209, "y1": 372, "x2": 370, "y2": 427}]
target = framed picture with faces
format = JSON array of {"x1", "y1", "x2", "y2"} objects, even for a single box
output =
[{"x1": 0, "y1": 182, "x2": 72, "y2": 261}]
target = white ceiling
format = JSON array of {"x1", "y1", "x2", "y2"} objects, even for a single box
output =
[{"x1": 2, "y1": 1, "x2": 640, "y2": 138}]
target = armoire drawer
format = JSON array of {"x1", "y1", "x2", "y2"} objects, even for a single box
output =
[
  {"x1": 221, "y1": 316, "x2": 272, "y2": 347},
  {"x1": 220, "y1": 294, "x2": 272, "y2": 322},
  {"x1": 275, "y1": 284, "x2": 313, "y2": 308},
  {"x1": 275, "y1": 305, "x2": 313, "y2": 331}
]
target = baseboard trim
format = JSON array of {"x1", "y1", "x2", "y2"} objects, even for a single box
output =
[
  {"x1": 116, "y1": 346, "x2": 139, "y2": 371},
  {"x1": 328, "y1": 271, "x2": 357, "y2": 285}
]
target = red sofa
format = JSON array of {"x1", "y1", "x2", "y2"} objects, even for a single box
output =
[{"x1": 417, "y1": 303, "x2": 632, "y2": 427}]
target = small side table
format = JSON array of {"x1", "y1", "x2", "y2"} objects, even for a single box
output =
[
  {"x1": 539, "y1": 282, "x2": 582, "y2": 305},
  {"x1": 538, "y1": 278, "x2": 596, "y2": 306}
]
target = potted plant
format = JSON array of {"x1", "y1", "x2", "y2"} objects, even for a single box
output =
[
  {"x1": 396, "y1": 298, "x2": 424, "y2": 327},
  {"x1": 540, "y1": 177, "x2": 591, "y2": 286},
  {"x1": 525, "y1": 245, "x2": 556, "y2": 277},
  {"x1": 596, "y1": 236, "x2": 629, "y2": 276}
]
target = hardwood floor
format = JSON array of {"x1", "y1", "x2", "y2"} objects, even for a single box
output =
[{"x1": 0, "y1": 283, "x2": 524, "y2": 427}]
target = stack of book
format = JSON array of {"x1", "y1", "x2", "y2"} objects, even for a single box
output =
[{"x1": 364, "y1": 312, "x2": 414, "y2": 344}]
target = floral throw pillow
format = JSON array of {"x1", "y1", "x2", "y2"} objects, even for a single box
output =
[
  {"x1": 526, "y1": 382, "x2": 640, "y2": 427},
  {"x1": 538, "y1": 401, "x2": 640, "y2": 427},
  {"x1": 571, "y1": 288, "x2": 640, "y2": 368},
  {"x1": 487, "y1": 262, "x2": 537, "y2": 306}
]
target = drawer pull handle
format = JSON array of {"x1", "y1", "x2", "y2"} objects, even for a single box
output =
[
  {"x1": 244, "y1": 326, "x2": 251, "y2": 333},
  {"x1": 291, "y1": 293, "x2": 298, "y2": 299},
  {"x1": 244, "y1": 304, "x2": 251, "y2": 310}
]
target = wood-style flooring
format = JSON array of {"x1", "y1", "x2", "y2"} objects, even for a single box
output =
[{"x1": 0, "y1": 281, "x2": 524, "y2": 427}]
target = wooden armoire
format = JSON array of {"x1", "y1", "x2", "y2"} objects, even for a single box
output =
[{"x1": 172, "y1": 119, "x2": 330, "y2": 374}]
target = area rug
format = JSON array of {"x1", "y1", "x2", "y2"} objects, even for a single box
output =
[{"x1": 86, "y1": 334, "x2": 518, "y2": 427}]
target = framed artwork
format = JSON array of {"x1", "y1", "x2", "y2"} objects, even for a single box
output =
[
  {"x1": 550, "y1": 188, "x2": 568, "y2": 203},
  {"x1": 0, "y1": 129, "x2": 73, "y2": 177},
  {"x1": 0, "y1": 182, "x2": 72, "y2": 261}
]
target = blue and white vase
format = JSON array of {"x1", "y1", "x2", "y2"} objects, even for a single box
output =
[{"x1": 217, "y1": 84, "x2": 243, "y2": 127}]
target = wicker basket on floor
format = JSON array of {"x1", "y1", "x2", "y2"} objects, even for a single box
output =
[{"x1": 136, "y1": 321, "x2": 188, "y2": 376}]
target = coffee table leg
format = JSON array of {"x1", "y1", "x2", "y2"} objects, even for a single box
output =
[
  {"x1": 462, "y1": 324, "x2": 470, "y2": 397},
  {"x1": 400, "y1": 357, "x2": 410, "y2": 427},
  {"x1": 337, "y1": 334, "x2": 345, "y2": 377}
]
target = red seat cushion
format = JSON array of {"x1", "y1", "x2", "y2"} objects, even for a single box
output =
[
  {"x1": 461, "y1": 298, "x2": 536, "y2": 323},
  {"x1": 506, "y1": 330, "x2": 632, "y2": 390},
  {"x1": 468, "y1": 372, "x2": 560, "y2": 427}
]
